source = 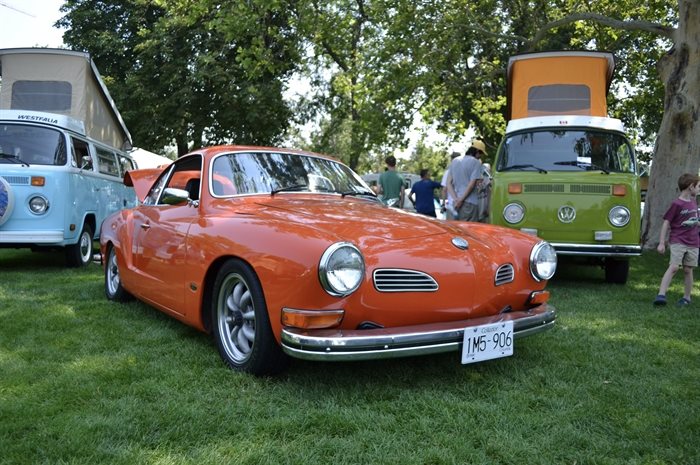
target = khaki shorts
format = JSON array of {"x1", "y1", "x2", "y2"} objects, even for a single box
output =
[{"x1": 669, "y1": 243, "x2": 699, "y2": 267}]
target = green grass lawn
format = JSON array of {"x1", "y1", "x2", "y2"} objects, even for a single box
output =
[{"x1": 1, "y1": 248, "x2": 698, "y2": 465}]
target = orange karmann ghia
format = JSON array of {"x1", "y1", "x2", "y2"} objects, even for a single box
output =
[{"x1": 100, "y1": 146, "x2": 557, "y2": 375}]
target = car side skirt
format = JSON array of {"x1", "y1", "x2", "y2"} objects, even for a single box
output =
[{"x1": 281, "y1": 304, "x2": 556, "y2": 361}]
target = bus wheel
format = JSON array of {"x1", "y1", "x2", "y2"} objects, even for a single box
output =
[
  {"x1": 604, "y1": 258, "x2": 629, "y2": 285},
  {"x1": 65, "y1": 223, "x2": 94, "y2": 267}
]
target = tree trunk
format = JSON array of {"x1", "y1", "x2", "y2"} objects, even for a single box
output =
[{"x1": 641, "y1": 0, "x2": 700, "y2": 249}]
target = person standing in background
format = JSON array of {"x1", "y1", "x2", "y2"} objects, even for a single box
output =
[
  {"x1": 441, "y1": 151, "x2": 460, "y2": 219},
  {"x1": 446, "y1": 139, "x2": 486, "y2": 222},
  {"x1": 378, "y1": 155, "x2": 405, "y2": 207},
  {"x1": 409, "y1": 169, "x2": 442, "y2": 217}
]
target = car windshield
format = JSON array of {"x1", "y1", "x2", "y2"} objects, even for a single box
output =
[
  {"x1": 497, "y1": 129, "x2": 635, "y2": 174},
  {"x1": 0, "y1": 124, "x2": 66, "y2": 166},
  {"x1": 211, "y1": 151, "x2": 375, "y2": 196}
]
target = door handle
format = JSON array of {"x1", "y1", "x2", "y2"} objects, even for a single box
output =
[{"x1": 140, "y1": 223, "x2": 151, "y2": 230}]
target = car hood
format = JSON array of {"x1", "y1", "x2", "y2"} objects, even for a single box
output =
[
  {"x1": 251, "y1": 196, "x2": 462, "y2": 241},
  {"x1": 124, "y1": 168, "x2": 167, "y2": 201}
]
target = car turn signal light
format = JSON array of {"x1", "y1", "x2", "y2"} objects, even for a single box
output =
[
  {"x1": 527, "y1": 290, "x2": 550, "y2": 306},
  {"x1": 281, "y1": 308, "x2": 344, "y2": 329},
  {"x1": 31, "y1": 176, "x2": 45, "y2": 186},
  {"x1": 508, "y1": 183, "x2": 523, "y2": 194}
]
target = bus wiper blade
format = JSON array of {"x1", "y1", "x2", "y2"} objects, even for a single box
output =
[
  {"x1": 270, "y1": 183, "x2": 308, "y2": 196},
  {"x1": 588, "y1": 164, "x2": 610, "y2": 174},
  {"x1": 0, "y1": 153, "x2": 30, "y2": 167},
  {"x1": 501, "y1": 164, "x2": 547, "y2": 173},
  {"x1": 554, "y1": 160, "x2": 609, "y2": 174}
]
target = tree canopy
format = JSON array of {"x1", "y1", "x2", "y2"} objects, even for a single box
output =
[
  {"x1": 58, "y1": 0, "x2": 301, "y2": 156},
  {"x1": 56, "y1": 0, "x2": 698, "y2": 247}
]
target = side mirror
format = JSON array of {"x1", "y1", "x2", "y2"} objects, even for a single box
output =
[
  {"x1": 80, "y1": 156, "x2": 93, "y2": 170},
  {"x1": 161, "y1": 187, "x2": 191, "y2": 205}
]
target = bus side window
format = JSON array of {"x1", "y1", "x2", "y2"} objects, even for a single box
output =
[
  {"x1": 97, "y1": 147, "x2": 120, "y2": 177},
  {"x1": 71, "y1": 137, "x2": 92, "y2": 170},
  {"x1": 118, "y1": 155, "x2": 135, "y2": 176}
]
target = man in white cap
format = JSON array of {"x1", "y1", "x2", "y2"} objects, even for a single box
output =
[{"x1": 446, "y1": 139, "x2": 486, "y2": 222}]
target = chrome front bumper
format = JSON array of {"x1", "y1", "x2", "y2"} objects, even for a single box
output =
[
  {"x1": 281, "y1": 304, "x2": 556, "y2": 361},
  {"x1": 551, "y1": 242, "x2": 641, "y2": 257}
]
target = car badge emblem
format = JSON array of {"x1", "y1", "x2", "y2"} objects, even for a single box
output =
[
  {"x1": 558, "y1": 205, "x2": 576, "y2": 223},
  {"x1": 452, "y1": 237, "x2": 469, "y2": 250}
]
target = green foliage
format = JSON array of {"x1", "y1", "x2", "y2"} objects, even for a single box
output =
[
  {"x1": 58, "y1": 0, "x2": 302, "y2": 155},
  {"x1": 1, "y1": 248, "x2": 698, "y2": 464},
  {"x1": 56, "y1": 0, "x2": 679, "y2": 166},
  {"x1": 398, "y1": 141, "x2": 452, "y2": 182}
]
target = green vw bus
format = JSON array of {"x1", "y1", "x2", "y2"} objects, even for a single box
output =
[{"x1": 491, "y1": 51, "x2": 641, "y2": 284}]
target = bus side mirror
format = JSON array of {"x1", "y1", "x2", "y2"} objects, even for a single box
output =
[{"x1": 80, "y1": 156, "x2": 93, "y2": 170}]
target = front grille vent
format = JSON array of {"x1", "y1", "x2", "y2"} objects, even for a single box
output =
[
  {"x1": 1, "y1": 176, "x2": 30, "y2": 185},
  {"x1": 569, "y1": 184, "x2": 611, "y2": 194},
  {"x1": 523, "y1": 183, "x2": 612, "y2": 195},
  {"x1": 495, "y1": 264, "x2": 515, "y2": 286},
  {"x1": 524, "y1": 184, "x2": 565, "y2": 193},
  {"x1": 373, "y1": 269, "x2": 438, "y2": 292}
]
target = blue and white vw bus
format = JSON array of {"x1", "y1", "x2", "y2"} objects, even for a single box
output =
[
  {"x1": 0, "y1": 48, "x2": 136, "y2": 266},
  {"x1": 0, "y1": 110, "x2": 137, "y2": 266}
]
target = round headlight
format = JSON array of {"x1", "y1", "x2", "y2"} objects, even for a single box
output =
[
  {"x1": 319, "y1": 242, "x2": 365, "y2": 296},
  {"x1": 503, "y1": 203, "x2": 525, "y2": 224},
  {"x1": 530, "y1": 241, "x2": 557, "y2": 281},
  {"x1": 28, "y1": 195, "x2": 49, "y2": 215},
  {"x1": 609, "y1": 206, "x2": 630, "y2": 227}
]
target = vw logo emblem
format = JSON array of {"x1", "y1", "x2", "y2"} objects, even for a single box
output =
[
  {"x1": 452, "y1": 237, "x2": 469, "y2": 250},
  {"x1": 558, "y1": 205, "x2": 576, "y2": 223}
]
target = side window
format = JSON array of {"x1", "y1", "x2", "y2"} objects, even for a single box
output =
[
  {"x1": 71, "y1": 137, "x2": 92, "y2": 170},
  {"x1": 96, "y1": 147, "x2": 120, "y2": 177},
  {"x1": 118, "y1": 155, "x2": 135, "y2": 176},
  {"x1": 144, "y1": 155, "x2": 203, "y2": 205},
  {"x1": 144, "y1": 170, "x2": 170, "y2": 206}
]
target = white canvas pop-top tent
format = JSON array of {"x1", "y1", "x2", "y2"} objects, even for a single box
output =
[
  {"x1": 130, "y1": 148, "x2": 172, "y2": 169},
  {"x1": 0, "y1": 47, "x2": 132, "y2": 151}
]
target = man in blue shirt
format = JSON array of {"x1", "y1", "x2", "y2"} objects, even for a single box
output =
[{"x1": 409, "y1": 169, "x2": 442, "y2": 217}]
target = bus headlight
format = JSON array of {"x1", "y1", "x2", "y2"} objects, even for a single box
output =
[
  {"x1": 609, "y1": 206, "x2": 630, "y2": 227},
  {"x1": 28, "y1": 195, "x2": 49, "y2": 215},
  {"x1": 530, "y1": 241, "x2": 557, "y2": 281},
  {"x1": 319, "y1": 242, "x2": 365, "y2": 297},
  {"x1": 503, "y1": 203, "x2": 525, "y2": 224}
]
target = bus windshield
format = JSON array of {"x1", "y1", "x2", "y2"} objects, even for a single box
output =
[
  {"x1": 0, "y1": 124, "x2": 66, "y2": 166},
  {"x1": 497, "y1": 129, "x2": 635, "y2": 174}
]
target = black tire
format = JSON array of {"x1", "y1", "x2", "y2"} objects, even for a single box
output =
[
  {"x1": 65, "y1": 223, "x2": 94, "y2": 267},
  {"x1": 604, "y1": 258, "x2": 629, "y2": 285},
  {"x1": 211, "y1": 259, "x2": 289, "y2": 375},
  {"x1": 104, "y1": 245, "x2": 133, "y2": 302}
]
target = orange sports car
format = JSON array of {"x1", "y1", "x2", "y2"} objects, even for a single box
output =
[{"x1": 100, "y1": 146, "x2": 557, "y2": 375}]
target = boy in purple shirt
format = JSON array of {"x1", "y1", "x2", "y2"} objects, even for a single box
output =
[{"x1": 653, "y1": 173, "x2": 700, "y2": 306}]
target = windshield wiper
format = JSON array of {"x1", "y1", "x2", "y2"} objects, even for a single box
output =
[
  {"x1": 0, "y1": 153, "x2": 30, "y2": 167},
  {"x1": 270, "y1": 183, "x2": 308, "y2": 196},
  {"x1": 500, "y1": 164, "x2": 548, "y2": 173},
  {"x1": 554, "y1": 161, "x2": 609, "y2": 174},
  {"x1": 341, "y1": 190, "x2": 376, "y2": 198}
]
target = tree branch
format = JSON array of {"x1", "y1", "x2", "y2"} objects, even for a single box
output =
[{"x1": 528, "y1": 12, "x2": 676, "y2": 49}]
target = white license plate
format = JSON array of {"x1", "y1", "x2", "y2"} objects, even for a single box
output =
[{"x1": 461, "y1": 321, "x2": 514, "y2": 364}]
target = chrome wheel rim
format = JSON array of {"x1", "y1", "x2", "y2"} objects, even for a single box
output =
[
  {"x1": 79, "y1": 231, "x2": 92, "y2": 264},
  {"x1": 107, "y1": 249, "x2": 120, "y2": 296},
  {"x1": 217, "y1": 273, "x2": 256, "y2": 363}
]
